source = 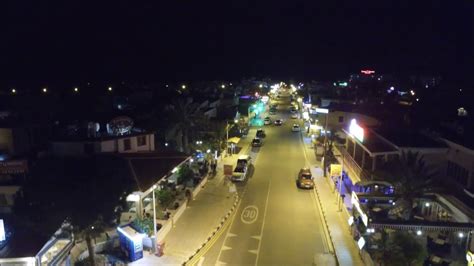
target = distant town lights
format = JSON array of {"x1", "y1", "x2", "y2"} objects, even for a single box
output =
[
  {"x1": 165, "y1": 142, "x2": 169, "y2": 147},
  {"x1": 221, "y1": 84, "x2": 226, "y2": 89},
  {"x1": 181, "y1": 85, "x2": 186, "y2": 89},
  {"x1": 11, "y1": 88, "x2": 16, "y2": 94},
  {"x1": 42, "y1": 88, "x2": 47, "y2": 93},
  {"x1": 459, "y1": 232, "x2": 464, "y2": 238},
  {"x1": 74, "y1": 87, "x2": 79, "y2": 92},
  {"x1": 410, "y1": 90, "x2": 415, "y2": 96},
  {"x1": 416, "y1": 230, "x2": 422, "y2": 236},
  {"x1": 108, "y1": 87, "x2": 113, "y2": 91},
  {"x1": 259, "y1": 84, "x2": 263, "y2": 88}
]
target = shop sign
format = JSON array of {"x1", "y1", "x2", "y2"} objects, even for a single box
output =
[
  {"x1": 351, "y1": 191, "x2": 369, "y2": 226},
  {"x1": 330, "y1": 164, "x2": 342, "y2": 177},
  {"x1": 349, "y1": 119, "x2": 364, "y2": 142},
  {"x1": 0, "y1": 160, "x2": 28, "y2": 174}
]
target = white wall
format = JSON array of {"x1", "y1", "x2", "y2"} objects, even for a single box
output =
[{"x1": 100, "y1": 140, "x2": 116, "y2": 153}]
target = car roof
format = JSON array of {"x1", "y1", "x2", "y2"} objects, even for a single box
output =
[
  {"x1": 238, "y1": 155, "x2": 251, "y2": 160},
  {"x1": 300, "y1": 168, "x2": 311, "y2": 174}
]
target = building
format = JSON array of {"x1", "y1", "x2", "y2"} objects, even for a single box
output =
[
  {"x1": 0, "y1": 220, "x2": 74, "y2": 266},
  {"x1": 51, "y1": 116, "x2": 155, "y2": 156},
  {"x1": 329, "y1": 119, "x2": 474, "y2": 264}
]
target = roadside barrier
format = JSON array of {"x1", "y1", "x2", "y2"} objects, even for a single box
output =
[{"x1": 182, "y1": 194, "x2": 240, "y2": 266}]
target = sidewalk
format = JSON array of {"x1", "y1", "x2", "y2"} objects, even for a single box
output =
[
  {"x1": 131, "y1": 132, "x2": 254, "y2": 265},
  {"x1": 302, "y1": 135, "x2": 365, "y2": 266}
]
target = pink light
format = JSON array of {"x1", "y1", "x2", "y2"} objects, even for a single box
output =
[{"x1": 361, "y1": 70, "x2": 375, "y2": 75}]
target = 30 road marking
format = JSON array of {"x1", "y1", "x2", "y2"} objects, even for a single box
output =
[{"x1": 241, "y1": 205, "x2": 259, "y2": 224}]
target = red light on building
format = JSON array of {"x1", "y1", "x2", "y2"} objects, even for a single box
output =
[{"x1": 361, "y1": 70, "x2": 375, "y2": 75}]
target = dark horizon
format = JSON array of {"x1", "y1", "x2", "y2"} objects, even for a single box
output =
[{"x1": 3, "y1": 0, "x2": 473, "y2": 86}]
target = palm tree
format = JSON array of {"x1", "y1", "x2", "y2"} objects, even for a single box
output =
[
  {"x1": 167, "y1": 98, "x2": 198, "y2": 153},
  {"x1": 80, "y1": 216, "x2": 106, "y2": 266},
  {"x1": 375, "y1": 151, "x2": 437, "y2": 220}
]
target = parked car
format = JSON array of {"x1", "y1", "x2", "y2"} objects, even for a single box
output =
[
  {"x1": 252, "y1": 137, "x2": 263, "y2": 147},
  {"x1": 256, "y1": 129, "x2": 266, "y2": 138},
  {"x1": 274, "y1": 119, "x2": 283, "y2": 126},
  {"x1": 296, "y1": 168, "x2": 314, "y2": 189},
  {"x1": 232, "y1": 155, "x2": 251, "y2": 182},
  {"x1": 292, "y1": 124, "x2": 300, "y2": 132},
  {"x1": 264, "y1": 117, "x2": 271, "y2": 125}
]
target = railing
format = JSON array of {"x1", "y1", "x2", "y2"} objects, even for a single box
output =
[{"x1": 334, "y1": 145, "x2": 371, "y2": 182}]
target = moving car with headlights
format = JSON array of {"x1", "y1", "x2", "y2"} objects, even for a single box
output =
[
  {"x1": 296, "y1": 168, "x2": 314, "y2": 189},
  {"x1": 292, "y1": 124, "x2": 300, "y2": 132},
  {"x1": 274, "y1": 119, "x2": 283, "y2": 126},
  {"x1": 232, "y1": 155, "x2": 251, "y2": 181},
  {"x1": 252, "y1": 137, "x2": 263, "y2": 147}
]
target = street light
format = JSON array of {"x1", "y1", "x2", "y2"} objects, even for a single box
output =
[
  {"x1": 152, "y1": 184, "x2": 158, "y2": 253},
  {"x1": 11, "y1": 88, "x2": 16, "y2": 94},
  {"x1": 108, "y1": 86, "x2": 113, "y2": 91},
  {"x1": 181, "y1": 84, "x2": 186, "y2": 89},
  {"x1": 42, "y1": 87, "x2": 47, "y2": 93},
  {"x1": 74, "y1": 87, "x2": 79, "y2": 92},
  {"x1": 221, "y1": 84, "x2": 226, "y2": 89}
]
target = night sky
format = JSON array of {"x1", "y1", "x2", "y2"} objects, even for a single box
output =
[{"x1": 4, "y1": 0, "x2": 473, "y2": 84}]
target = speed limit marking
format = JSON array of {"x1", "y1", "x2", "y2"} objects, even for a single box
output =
[{"x1": 241, "y1": 205, "x2": 259, "y2": 224}]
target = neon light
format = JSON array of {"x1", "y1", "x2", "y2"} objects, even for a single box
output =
[
  {"x1": 351, "y1": 192, "x2": 369, "y2": 226},
  {"x1": 315, "y1": 108, "x2": 329, "y2": 114},
  {"x1": 349, "y1": 119, "x2": 364, "y2": 142},
  {"x1": 361, "y1": 70, "x2": 375, "y2": 75}
]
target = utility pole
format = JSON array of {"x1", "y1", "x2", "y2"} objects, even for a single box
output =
[
  {"x1": 152, "y1": 185, "x2": 157, "y2": 253},
  {"x1": 322, "y1": 112, "x2": 329, "y2": 176}
]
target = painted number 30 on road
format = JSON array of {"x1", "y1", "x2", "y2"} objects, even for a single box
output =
[{"x1": 241, "y1": 205, "x2": 259, "y2": 224}]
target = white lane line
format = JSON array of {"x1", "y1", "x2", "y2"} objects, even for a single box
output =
[
  {"x1": 215, "y1": 189, "x2": 246, "y2": 263},
  {"x1": 254, "y1": 179, "x2": 272, "y2": 266},
  {"x1": 197, "y1": 256, "x2": 205, "y2": 266}
]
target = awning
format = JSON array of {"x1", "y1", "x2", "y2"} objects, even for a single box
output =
[{"x1": 227, "y1": 137, "x2": 241, "y2": 144}]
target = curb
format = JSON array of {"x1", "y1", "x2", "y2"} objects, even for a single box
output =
[{"x1": 182, "y1": 194, "x2": 240, "y2": 266}]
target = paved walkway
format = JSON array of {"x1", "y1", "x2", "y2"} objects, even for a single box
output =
[
  {"x1": 302, "y1": 135, "x2": 365, "y2": 266},
  {"x1": 130, "y1": 131, "x2": 254, "y2": 265}
]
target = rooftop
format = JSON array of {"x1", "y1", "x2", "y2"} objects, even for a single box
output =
[
  {"x1": 122, "y1": 151, "x2": 189, "y2": 191},
  {"x1": 374, "y1": 128, "x2": 447, "y2": 149}
]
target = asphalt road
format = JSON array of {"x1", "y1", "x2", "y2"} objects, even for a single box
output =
[{"x1": 199, "y1": 91, "x2": 328, "y2": 266}]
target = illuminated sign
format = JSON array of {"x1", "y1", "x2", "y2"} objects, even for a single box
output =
[
  {"x1": 0, "y1": 219, "x2": 5, "y2": 241},
  {"x1": 361, "y1": 70, "x2": 375, "y2": 75},
  {"x1": 315, "y1": 108, "x2": 329, "y2": 114},
  {"x1": 351, "y1": 191, "x2": 369, "y2": 226},
  {"x1": 349, "y1": 119, "x2": 364, "y2": 142},
  {"x1": 357, "y1": 237, "x2": 366, "y2": 249},
  {"x1": 467, "y1": 251, "x2": 474, "y2": 263},
  {"x1": 126, "y1": 194, "x2": 140, "y2": 202},
  {"x1": 348, "y1": 216, "x2": 354, "y2": 226},
  {"x1": 330, "y1": 164, "x2": 342, "y2": 177}
]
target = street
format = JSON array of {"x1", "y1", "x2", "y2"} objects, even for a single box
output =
[{"x1": 199, "y1": 92, "x2": 329, "y2": 265}]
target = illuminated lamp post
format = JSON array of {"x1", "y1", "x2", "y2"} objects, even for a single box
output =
[{"x1": 152, "y1": 184, "x2": 158, "y2": 253}]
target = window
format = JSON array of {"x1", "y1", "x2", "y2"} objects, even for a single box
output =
[
  {"x1": 137, "y1": 135, "x2": 147, "y2": 146},
  {"x1": 123, "y1": 139, "x2": 132, "y2": 151},
  {"x1": 338, "y1": 116, "x2": 344, "y2": 123},
  {"x1": 447, "y1": 161, "x2": 469, "y2": 187}
]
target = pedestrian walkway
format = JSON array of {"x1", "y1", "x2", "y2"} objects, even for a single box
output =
[
  {"x1": 302, "y1": 135, "x2": 365, "y2": 266},
  {"x1": 131, "y1": 131, "x2": 254, "y2": 265}
]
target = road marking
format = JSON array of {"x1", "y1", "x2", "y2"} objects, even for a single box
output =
[
  {"x1": 216, "y1": 260, "x2": 227, "y2": 265},
  {"x1": 226, "y1": 232, "x2": 237, "y2": 237},
  {"x1": 251, "y1": 235, "x2": 261, "y2": 240},
  {"x1": 248, "y1": 249, "x2": 258, "y2": 255},
  {"x1": 197, "y1": 257, "x2": 205, "y2": 266},
  {"x1": 221, "y1": 245, "x2": 232, "y2": 251},
  {"x1": 241, "y1": 205, "x2": 259, "y2": 224},
  {"x1": 254, "y1": 180, "x2": 271, "y2": 266},
  {"x1": 309, "y1": 188, "x2": 329, "y2": 253}
]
